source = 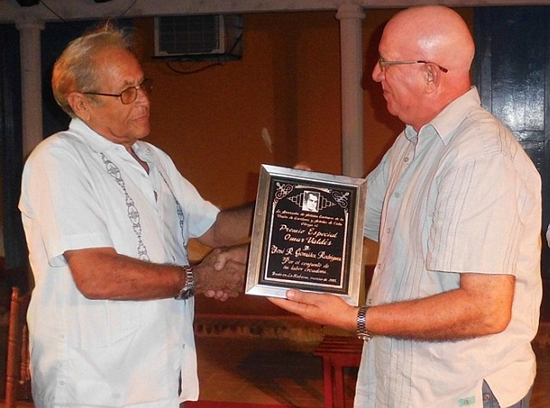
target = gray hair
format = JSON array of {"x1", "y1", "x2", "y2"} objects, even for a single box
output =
[{"x1": 51, "y1": 22, "x2": 134, "y2": 117}]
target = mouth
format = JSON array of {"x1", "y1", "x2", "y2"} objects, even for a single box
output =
[{"x1": 133, "y1": 114, "x2": 150, "y2": 123}]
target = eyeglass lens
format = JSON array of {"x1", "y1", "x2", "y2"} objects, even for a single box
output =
[{"x1": 120, "y1": 79, "x2": 153, "y2": 104}]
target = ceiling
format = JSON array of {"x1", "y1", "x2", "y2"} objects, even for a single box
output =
[{"x1": 1, "y1": 0, "x2": 550, "y2": 24}]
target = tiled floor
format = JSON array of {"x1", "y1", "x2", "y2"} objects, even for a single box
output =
[
  {"x1": 193, "y1": 337, "x2": 330, "y2": 407},
  {"x1": 1, "y1": 300, "x2": 550, "y2": 408},
  {"x1": 1, "y1": 331, "x2": 550, "y2": 407},
  {"x1": 191, "y1": 334, "x2": 550, "y2": 408}
]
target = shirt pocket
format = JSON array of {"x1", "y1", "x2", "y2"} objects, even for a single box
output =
[{"x1": 66, "y1": 300, "x2": 142, "y2": 349}]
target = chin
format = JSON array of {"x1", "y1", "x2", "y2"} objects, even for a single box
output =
[
  {"x1": 135, "y1": 125, "x2": 151, "y2": 139},
  {"x1": 386, "y1": 104, "x2": 398, "y2": 118}
]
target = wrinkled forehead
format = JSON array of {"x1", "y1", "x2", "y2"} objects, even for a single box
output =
[{"x1": 93, "y1": 47, "x2": 144, "y2": 86}]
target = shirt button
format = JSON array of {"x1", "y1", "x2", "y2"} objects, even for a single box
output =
[
  {"x1": 394, "y1": 192, "x2": 400, "y2": 198},
  {"x1": 404, "y1": 157, "x2": 409, "y2": 163}
]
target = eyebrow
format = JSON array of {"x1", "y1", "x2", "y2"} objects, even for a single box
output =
[{"x1": 118, "y1": 77, "x2": 145, "y2": 90}]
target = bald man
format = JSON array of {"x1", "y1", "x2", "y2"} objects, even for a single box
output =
[{"x1": 268, "y1": 6, "x2": 542, "y2": 408}]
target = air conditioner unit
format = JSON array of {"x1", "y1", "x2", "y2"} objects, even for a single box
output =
[{"x1": 154, "y1": 14, "x2": 243, "y2": 61}]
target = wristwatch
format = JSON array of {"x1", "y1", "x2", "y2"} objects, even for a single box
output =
[
  {"x1": 357, "y1": 306, "x2": 373, "y2": 341},
  {"x1": 175, "y1": 265, "x2": 195, "y2": 300}
]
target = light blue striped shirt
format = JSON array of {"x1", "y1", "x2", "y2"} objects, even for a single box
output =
[{"x1": 356, "y1": 87, "x2": 542, "y2": 408}]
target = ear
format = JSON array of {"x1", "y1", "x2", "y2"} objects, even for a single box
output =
[
  {"x1": 424, "y1": 63, "x2": 441, "y2": 93},
  {"x1": 67, "y1": 92, "x2": 92, "y2": 121}
]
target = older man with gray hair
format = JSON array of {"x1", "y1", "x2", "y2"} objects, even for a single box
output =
[{"x1": 19, "y1": 23, "x2": 251, "y2": 407}]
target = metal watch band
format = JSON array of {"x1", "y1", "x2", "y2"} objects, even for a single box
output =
[
  {"x1": 175, "y1": 265, "x2": 195, "y2": 300},
  {"x1": 357, "y1": 306, "x2": 373, "y2": 341}
]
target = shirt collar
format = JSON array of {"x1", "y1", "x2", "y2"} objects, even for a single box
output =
[
  {"x1": 68, "y1": 118, "x2": 152, "y2": 160},
  {"x1": 68, "y1": 118, "x2": 116, "y2": 153},
  {"x1": 404, "y1": 86, "x2": 481, "y2": 145}
]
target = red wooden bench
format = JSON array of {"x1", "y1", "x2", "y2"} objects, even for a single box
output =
[{"x1": 313, "y1": 335, "x2": 363, "y2": 408}]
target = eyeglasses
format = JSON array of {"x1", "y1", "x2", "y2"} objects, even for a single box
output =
[
  {"x1": 84, "y1": 78, "x2": 153, "y2": 104},
  {"x1": 378, "y1": 57, "x2": 448, "y2": 73}
]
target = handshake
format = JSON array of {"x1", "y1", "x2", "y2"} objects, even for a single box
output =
[{"x1": 193, "y1": 244, "x2": 250, "y2": 301}]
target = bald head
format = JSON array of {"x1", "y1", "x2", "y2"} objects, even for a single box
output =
[
  {"x1": 383, "y1": 6, "x2": 474, "y2": 74},
  {"x1": 374, "y1": 6, "x2": 475, "y2": 129}
]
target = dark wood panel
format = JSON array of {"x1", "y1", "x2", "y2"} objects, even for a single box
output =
[
  {"x1": 474, "y1": 7, "x2": 550, "y2": 283},
  {"x1": 490, "y1": 8, "x2": 547, "y2": 133},
  {"x1": 0, "y1": 25, "x2": 28, "y2": 286}
]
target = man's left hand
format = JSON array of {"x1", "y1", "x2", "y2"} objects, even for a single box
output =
[{"x1": 268, "y1": 290, "x2": 358, "y2": 332}]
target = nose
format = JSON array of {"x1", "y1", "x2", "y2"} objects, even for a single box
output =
[
  {"x1": 138, "y1": 85, "x2": 150, "y2": 98},
  {"x1": 372, "y1": 62, "x2": 384, "y2": 83},
  {"x1": 135, "y1": 87, "x2": 150, "y2": 105}
]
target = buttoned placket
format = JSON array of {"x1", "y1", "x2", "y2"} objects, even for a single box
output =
[{"x1": 377, "y1": 138, "x2": 416, "y2": 259}]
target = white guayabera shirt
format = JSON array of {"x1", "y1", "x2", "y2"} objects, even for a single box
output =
[{"x1": 19, "y1": 119, "x2": 219, "y2": 407}]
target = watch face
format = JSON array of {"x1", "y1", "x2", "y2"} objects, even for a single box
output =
[
  {"x1": 181, "y1": 287, "x2": 196, "y2": 300},
  {"x1": 358, "y1": 332, "x2": 373, "y2": 341},
  {"x1": 174, "y1": 266, "x2": 196, "y2": 300}
]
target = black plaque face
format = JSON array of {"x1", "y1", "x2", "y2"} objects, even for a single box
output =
[
  {"x1": 262, "y1": 180, "x2": 354, "y2": 294},
  {"x1": 246, "y1": 165, "x2": 366, "y2": 306}
]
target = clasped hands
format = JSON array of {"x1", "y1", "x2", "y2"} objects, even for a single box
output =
[
  {"x1": 193, "y1": 243, "x2": 355, "y2": 329},
  {"x1": 194, "y1": 244, "x2": 249, "y2": 301}
]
